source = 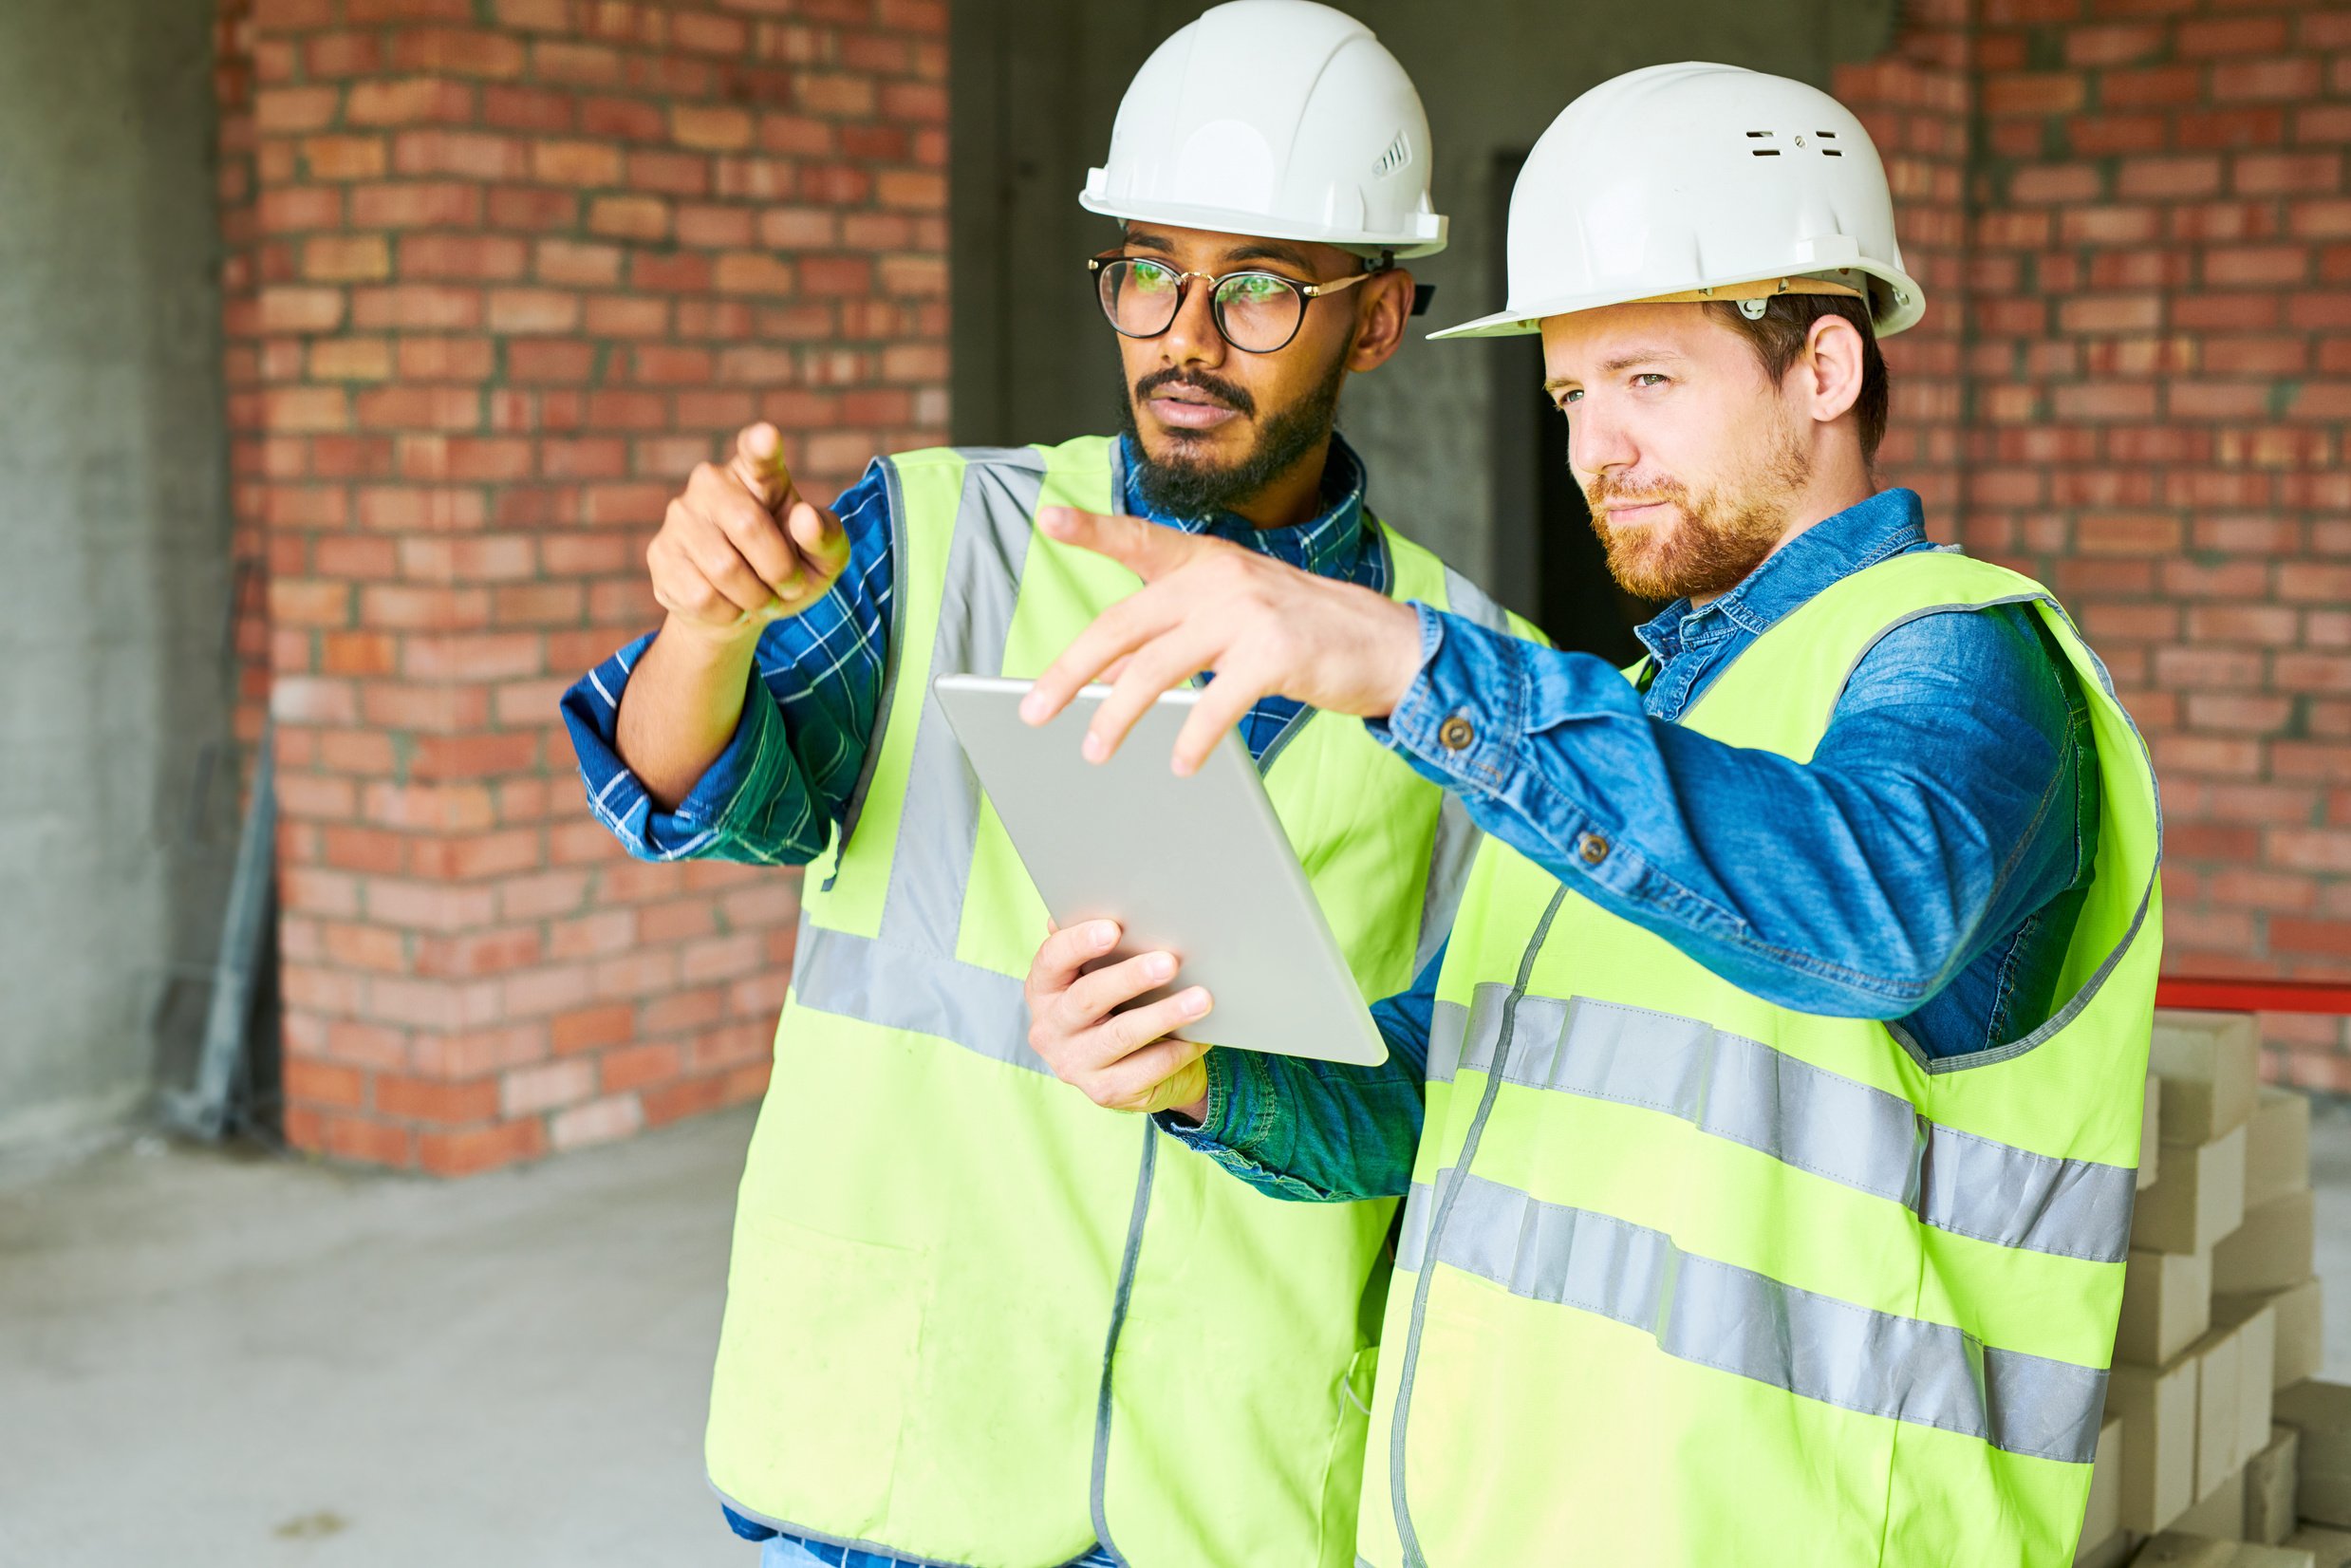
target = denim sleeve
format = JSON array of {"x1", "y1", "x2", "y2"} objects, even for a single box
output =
[
  {"x1": 1155, "y1": 941, "x2": 1442, "y2": 1203},
  {"x1": 557, "y1": 466, "x2": 895, "y2": 868},
  {"x1": 1369, "y1": 602, "x2": 2080, "y2": 1021}
]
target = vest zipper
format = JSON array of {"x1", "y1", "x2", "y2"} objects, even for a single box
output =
[
  {"x1": 1089, "y1": 1117, "x2": 1158, "y2": 1567},
  {"x1": 1387, "y1": 886, "x2": 1569, "y2": 1568}
]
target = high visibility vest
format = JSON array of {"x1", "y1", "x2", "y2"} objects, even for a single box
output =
[
  {"x1": 706, "y1": 435, "x2": 1536, "y2": 1568},
  {"x1": 1357, "y1": 551, "x2": 2163, "y2": 1568}
]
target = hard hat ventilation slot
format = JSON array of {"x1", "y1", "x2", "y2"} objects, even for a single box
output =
[
  {"x1": 1373, "y1": 131, "x2": 1412, "y2": 177},
  {"x1": 1817, "y1": 130, "x2": 1844, "y2": 158},
  {"x1": 1745, "y1": 130, "x2": 1781, "y2": 157}
]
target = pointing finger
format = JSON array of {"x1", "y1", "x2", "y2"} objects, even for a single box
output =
[
  {"x1": 1038, "y1": 507, "x2": 1211, "y2": 583},
  {"x1": 729, "y1": 422, "x2": 796, "y2": 512}
]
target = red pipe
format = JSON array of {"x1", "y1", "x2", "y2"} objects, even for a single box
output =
[{"x1": 2155, "y1": 976, "x2": 2351, "y2": 1016}]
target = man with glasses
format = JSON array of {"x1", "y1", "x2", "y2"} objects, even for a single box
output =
[{"x1": 559, "y1": 5, "x2": 1531, "y2": 1565}]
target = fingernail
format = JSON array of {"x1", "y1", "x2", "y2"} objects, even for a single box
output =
[
  {"x1": 1018, "y1": 694, "x2": 1044, "y2": 723},
  {"x1": 1091, "y1": 922, "x2": 1118, "y2": 949},
  {"x1": 1039, "y1": 508, "x2": 1072, "y2": 537},
  {"x1": 1147, "y1": 952, "x2": 1176, "y2": 980},
  {"x1": 1179, "y1": 988, "x2": 1209, "y2": 1016},
  {"x1": 1082, "y1": 732, "x2": 1106, "y2": 763}
]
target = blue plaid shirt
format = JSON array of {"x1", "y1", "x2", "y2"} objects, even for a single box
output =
[{"x1": 561, "y1": 433, "x2": 1386, "y2": 869}]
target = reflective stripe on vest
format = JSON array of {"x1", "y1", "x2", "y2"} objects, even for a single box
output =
[
  {"x1": 1393, "y1": 1170, "x2": 2109, "y2": 1464},
  {"x1": 1427, "y1": 987, "x2": 2138, "y2": 1262}
]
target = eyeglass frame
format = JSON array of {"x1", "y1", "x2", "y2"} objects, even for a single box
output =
[{"x1": 1086, "y1": 251, "x2": 1390, "y2": 355}]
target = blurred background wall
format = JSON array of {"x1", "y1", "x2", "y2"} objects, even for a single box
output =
[{"x1": 7, "y1": 0, "x2": 2351, "y2": 1167}]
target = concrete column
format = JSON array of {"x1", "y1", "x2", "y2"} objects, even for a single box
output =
[{"x1": 0, "y1": 0, "x2": 237, "y2": 1146}]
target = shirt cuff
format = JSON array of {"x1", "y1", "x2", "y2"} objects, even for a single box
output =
[
  {"x1": 1154, "y1": 1048, "x2": 1272, "y2": 1156},
  {"x1": 559, "y1": 633, "x2": 793, "y2": 861},
  {"x1": 1364, "y1": 603, "x2": 1529, "y2": 799}
]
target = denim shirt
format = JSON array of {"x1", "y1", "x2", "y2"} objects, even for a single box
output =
[{"x1": 1166, "y1": 488, "x2": 2099, "y2": 1204}]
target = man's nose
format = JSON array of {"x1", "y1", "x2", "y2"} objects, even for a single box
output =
[
  {"x1": 1569, "y1": 402, "x2": 1635, "y2": 477},
  {"x1": 1156, "y1": 276, "x2": 1228, "y2": 372}
]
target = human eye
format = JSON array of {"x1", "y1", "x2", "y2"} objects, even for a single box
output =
[
  {"x1": 1128, "y1": 259, "x2": 1178, "y2": 293},
  {"x1": 1632, "y1": 372, "x2": 1670, "y2": 389},
  {"x1": 1224, "y1": 272, "x2": 1292, "y2": 303}
]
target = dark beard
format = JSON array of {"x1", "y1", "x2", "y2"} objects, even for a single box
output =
[{"x1": 1117, "y1": 347, "x2": 1348, "y2": 520}]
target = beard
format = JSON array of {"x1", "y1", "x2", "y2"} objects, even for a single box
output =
[
  {"x1": 1117, "y1": 344, "x2": 1349, "y2": 520},
  {"x1": 1584, "y1": 418, "x2": 1814, "y2": 602}
]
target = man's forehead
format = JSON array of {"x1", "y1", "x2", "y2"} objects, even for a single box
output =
[
  {"x1": 1120, "y1": 222, "x2": 1338, "y2": 273},
  {"x1": 1539, "y1": 305, "x2": 1728, "y2": 383}
]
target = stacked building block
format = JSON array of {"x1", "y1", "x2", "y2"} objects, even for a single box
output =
[{"x1": 2075, "y1": 1011, "x2": 2334, "y2": 1567}]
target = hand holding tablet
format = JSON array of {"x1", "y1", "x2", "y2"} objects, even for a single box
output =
[{"x1": 935, "y1": 675, "x2": 1388, "y2": 1071}]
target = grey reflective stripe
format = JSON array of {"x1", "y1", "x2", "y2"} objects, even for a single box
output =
[
  {"x1": 1395, "y1": 1170, "x2": 2109, "y2": 1465},
  {"x1": 1427, "y1": 988, "x2": 2136, "y2": 1264},
  {"x1": 1090, "y1": 1120, "x2": 1157, "y2": 1568},
  {"x1": 792, "y1": 919, "x2": 1049, "y2": 1075},
  {"x1": 1438, "y1": 565, "x2": 1514, "y2": 635},
  {"x1": 878, "y1": 448, "x2": 1047, "y2": 956},
  {"x1": 1414, "y1": 794, "x2": 1480, "y2": 979},
  {"x1": 1412, "y1": 564, "x2": 1513, "y2": 979}
]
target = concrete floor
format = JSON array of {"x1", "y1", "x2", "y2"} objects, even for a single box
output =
[
  {"x1": 4, "y1": 1099, "x2": 2351, "y2": 1568},
  {"x1": 0, "y1": 1108, "x2": 757, "y2": 1568}
]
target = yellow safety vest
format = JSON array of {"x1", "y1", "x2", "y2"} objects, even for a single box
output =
[
  {"x1": 707, "y1": 435, "x2": 1537, "y2": 1567},
  {"x1": 1357, "y1": 550, "x2": 2163, "y2": 1567}
]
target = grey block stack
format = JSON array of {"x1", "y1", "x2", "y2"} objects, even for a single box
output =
[{"x1": 2076, "y1": 1011, "x2": 2329, "y2": 1567}]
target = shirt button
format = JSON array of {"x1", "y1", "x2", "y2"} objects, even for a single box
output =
[
  {"x1": 1577, "y1": 833, "x2": 1611, "y2": 866},
  {"x1": 1438, "y1": 716, "x2": 1476, "y2": 752}
]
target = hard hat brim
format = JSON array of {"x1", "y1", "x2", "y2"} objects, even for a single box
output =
[
  {"x1": 1429, "y1": 265, "x2": 1928, "y2": 342},
  {"x1": 1079, "y1": 190, "x2": 1448, "y2": 260}
]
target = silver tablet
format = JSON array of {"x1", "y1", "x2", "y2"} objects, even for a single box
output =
[{"x1": 934, "y1": 674, "x2": 1388, "y2": 1067}]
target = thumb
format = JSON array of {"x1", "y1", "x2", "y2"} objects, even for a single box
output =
[
  {"x1": 730, "y1": 422, "x2": 796, "y2": 513},
  {"x1": 1036, "y1": 507, "x2": 1203, "y2": 582}
]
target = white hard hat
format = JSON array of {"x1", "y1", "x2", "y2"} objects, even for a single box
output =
[
  {"x1": 1080, "y1": 0, "x2": 1447, "y2": 259},
  {"x1": 1432, "y1": 63, "x2": 1924, "y2": 340}
]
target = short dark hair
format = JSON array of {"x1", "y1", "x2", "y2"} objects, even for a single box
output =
[{"x1": 1703, "y1": 293, "x2": 1889, "y2": 464}]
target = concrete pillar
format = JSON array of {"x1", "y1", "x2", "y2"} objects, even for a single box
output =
[{"x1": 0, "y1": 0, "x2": 236, "y2": 1146}]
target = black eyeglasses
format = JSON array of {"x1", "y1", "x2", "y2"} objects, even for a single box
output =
[{"x1": 1088, "y1": 253, "x2": 1380, "y2": 354}]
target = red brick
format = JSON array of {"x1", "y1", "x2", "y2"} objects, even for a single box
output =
[
  {"x1": 2178, "y1": 16, "x2": 2289, "y2": 56},
  {"x1": 345, "y1": 77, "x2": 477, "y2": 126},
  {"x1": 389, "y1": 28, "x2": 528, "y2": 78},
  {"x1": 417, "y1": 1119, "x2": 547, "y2": 1177},
  {"x1": 2214, "y1": 57, "x2": 2324, "y2": 103}
]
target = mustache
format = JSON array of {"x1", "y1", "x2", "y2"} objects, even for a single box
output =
[
  {"x1": 1585, "y1": 473, "x2": 1687, "y2": 514},
  {"x1": 1133, "y1": 368, "x2": 1257, "y2": 420}
]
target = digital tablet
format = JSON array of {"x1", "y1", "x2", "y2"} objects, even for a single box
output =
[{"x1": 934, "y1": 674, "x2": 1388, "y2": 1067}]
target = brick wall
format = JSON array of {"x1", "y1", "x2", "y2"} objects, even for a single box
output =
[
  {"x1": 215, "y1": 0, "x2": 947, "y2": 1173},
  {"x1": 1834, "y1": 0, "x2": 1976, "y2": 536},
  {"x1": 1842, "y1": 0, "x2": 2351, "y2": 1088}
]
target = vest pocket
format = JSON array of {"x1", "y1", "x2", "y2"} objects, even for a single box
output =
[{"x1": 709, "y1": 1213, "x2": 931, "y2": 1534}]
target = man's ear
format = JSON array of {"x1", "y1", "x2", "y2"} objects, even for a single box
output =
[
  {"x1": 1349, "y1": 269, "x2": 1415, "y2": 372},
  {"x1": 1802, "y1": 313, "x2": 1868, "y2": 425}
]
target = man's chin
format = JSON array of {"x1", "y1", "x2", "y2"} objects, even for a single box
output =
[{"x1": 1137, "y1": 420, "x2": 1240, "y2": 463}]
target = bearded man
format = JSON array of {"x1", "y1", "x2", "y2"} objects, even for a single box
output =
[
  {"x1": 559, "y1": 6, "x2": 1539, "y2": 1566},
  {"x1": 1022, "y1": 63, "x2": 2160, "y2": 1568}
]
